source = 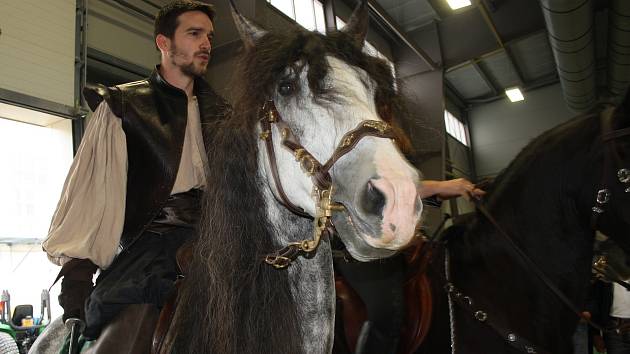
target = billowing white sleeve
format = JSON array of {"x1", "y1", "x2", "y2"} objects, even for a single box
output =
[{"x1": 42, "y1": 102, "x2": 127, "y2": 269}]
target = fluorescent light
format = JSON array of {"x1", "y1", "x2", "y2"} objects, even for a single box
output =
[
  {"x1": 505, "y1": 87, "x2": 525, "y2": 102},
  {"x1": 447, "y1": 0, "x2": 472, "y2": 10}
]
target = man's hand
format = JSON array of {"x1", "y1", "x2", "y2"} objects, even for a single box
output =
[
  {"x1": 59, "y1": 279, "x2": 93, "y2": 322},
  {"x1": 57, "y1": 258, "x2": 97, "y2": 322},
  {"x1": 593, "y1": 334, "x2": 606, "y2": 353},
  {"x1": 420, "y1": 178, "x2": 486, "y2": 201}
]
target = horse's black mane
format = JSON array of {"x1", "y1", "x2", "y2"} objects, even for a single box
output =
[
  {"x1": 170, "y1": 24, "x2": 410, "y2": 353},
  {"x1": 486, "y1": 113, "x2": 599, "y2": 197},
  {"x1": 452, "y1": 113, "x2": 602, "y2": 261}
]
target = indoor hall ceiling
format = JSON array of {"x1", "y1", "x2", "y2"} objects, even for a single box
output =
[
  {"x1": 372, "y1": 0, "x2": 558, "y2": 107},
  {"x1": 112, "y1": 0, "x2": 561, "y2": 107}
]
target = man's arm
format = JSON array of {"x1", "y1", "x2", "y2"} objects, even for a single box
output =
[
  {"x1": 420, "y1": 178, "x2": 486, "y2": 201},
  {"x1": 42, "y1": 101, "x2": 128, "y2": 321},
  {"x1": 42, "y1": 101, "x2": 127, "y2": 270}
]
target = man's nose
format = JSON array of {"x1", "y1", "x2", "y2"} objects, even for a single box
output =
[{"x1": 200, "y1": 36, "x2": 211, "y2": 51}]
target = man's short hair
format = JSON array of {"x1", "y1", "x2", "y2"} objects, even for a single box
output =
[{"x1": 154, "y1": 1, "x2": 215, "y2": 41}]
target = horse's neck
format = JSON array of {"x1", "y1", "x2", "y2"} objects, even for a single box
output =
[
  {"x1": 447, "y1": 182, "x2": 593, "y2": 353},
  {"x1": 260, "y1": 179, "x2": 336, "y2": 354}
]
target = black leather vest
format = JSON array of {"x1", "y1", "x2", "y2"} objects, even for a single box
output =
[{"x1": 83, "y1": 68, "x2": 230, "y2": 249}]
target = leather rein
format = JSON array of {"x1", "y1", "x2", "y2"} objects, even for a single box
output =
[
  {"x1": 258, "y1": 100, "x2": 396, "y2": 269},
  {"x1": 445, "y1": 107, "x2": 630, "y2": 354}
]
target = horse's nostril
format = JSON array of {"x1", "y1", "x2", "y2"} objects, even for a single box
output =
[{"x1": 362, "y1": 180, "x2": 386, "y2": 216}]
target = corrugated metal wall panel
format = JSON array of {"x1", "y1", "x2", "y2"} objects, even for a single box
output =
[
  {"x1": 87, "y1": 0, "x2": 157, "y2": 71},
  {"x1": 0, "y1": 0, "x2": 76, "y2": 107}
]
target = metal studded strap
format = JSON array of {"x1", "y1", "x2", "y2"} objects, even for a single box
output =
[{"x1": 259, "y1": 103, "x2": 312, "y2": 218}]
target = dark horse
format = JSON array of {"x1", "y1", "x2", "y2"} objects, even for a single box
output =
[{"x1": 418, "y1": 102, "x2": 630, "y2": 353}]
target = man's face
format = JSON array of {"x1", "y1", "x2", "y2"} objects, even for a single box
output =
[{"x1": 167, "y1": 11, "x2": 214, "y2": 77}]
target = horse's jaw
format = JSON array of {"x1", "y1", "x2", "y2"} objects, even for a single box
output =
[
  {"x1": 261, "y1": 181, "x2": 336, "y2": 354},
  {"x1": 327, "y1": 139, "x2": 423, "y2": 259}
]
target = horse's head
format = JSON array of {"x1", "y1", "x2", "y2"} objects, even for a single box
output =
[
  {"x1": 587, "y1": 104, "x2": 630, "y2": 253},
  {"x1": 231, "y1": 1, "x2": 422, "y2": 261}
]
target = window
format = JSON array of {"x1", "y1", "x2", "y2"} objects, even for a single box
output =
[
  {"x1": 266, "y1": 3, "x2": 397, "y2": 81},
  {"x1": 268, "y1": 0, "x2": 326, "y2": 33},
  {"x1": 0, "y1": 117, "x2": 73, "y2": 239},
  {"x1": 0, "y1": 108, "x2": 74, "y2": 321},
  {"x1": 444, "y1": 110, "x2": 469, "y2": 146}
]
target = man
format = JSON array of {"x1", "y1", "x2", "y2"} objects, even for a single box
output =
[
  {"x1": 591, "y1": 239, "x2": 630, "y2": 354},
  {"x1": 42, "y1": 0, "x2": 228, "y2": 348}
]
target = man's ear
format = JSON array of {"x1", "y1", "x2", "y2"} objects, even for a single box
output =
[{"x1": 156, "y1": 34, "x2": 170, "y2": 53}]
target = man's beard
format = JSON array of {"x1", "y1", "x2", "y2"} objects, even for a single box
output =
[
  {"x1": 170, "y1": 45, "x2": 209, "y2": 78},
  {"x1": 180, "y1": 61, "x2": 207, "y2": 77}
]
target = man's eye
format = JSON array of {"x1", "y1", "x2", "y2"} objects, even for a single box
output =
[{"x1": 278, "y1": 81, "x2": 295, "y2": 96}]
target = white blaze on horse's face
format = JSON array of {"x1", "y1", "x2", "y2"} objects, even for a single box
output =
[{"x1": 264, "y1": 56, "x2": 422, "y2": 260}]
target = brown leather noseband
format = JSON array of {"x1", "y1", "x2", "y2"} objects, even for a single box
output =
[{"x1": 258, "y1": 100, "x2": 396, "y2": 269}]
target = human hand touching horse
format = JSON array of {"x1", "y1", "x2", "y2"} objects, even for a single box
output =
[{"x1": 420, "y1": 178, "x2": 486, "y2": 201}]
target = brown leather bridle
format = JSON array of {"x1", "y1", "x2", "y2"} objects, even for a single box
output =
[
  {"x1": 590, "y1": 106, "x2": 630, "y2": 228},
  {"x1": 257, "y1": 100, "x2": 396, "y2": 269},
  {"x1": 590, "y1": 105, "x2": 630, "y2": 289}
]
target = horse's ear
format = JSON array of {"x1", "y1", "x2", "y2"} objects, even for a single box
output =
[
  {"x1": 340, "y1": 0, "x2": 369, "y2": 49},
  {"x1": 229, "y1": 0, "x2": 267, "y2": 49}
]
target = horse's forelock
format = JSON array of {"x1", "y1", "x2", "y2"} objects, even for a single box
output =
[{"x1": 234, "y1": 29, "x2": 403, "y2": 119}]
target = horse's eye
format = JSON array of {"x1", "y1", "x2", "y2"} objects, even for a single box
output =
[{"x1": 278, "y1": 81, "x2": 295, "y2": 96}]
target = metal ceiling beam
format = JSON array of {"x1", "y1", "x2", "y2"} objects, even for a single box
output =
[
  {"x1": 465, "y1": 73, "x2": 559, "y2": 106},
  {"x1": 444, "y1": 80, "x2": 466, "y2": 105},
  {"x1": 471, "y1": 61, "x2": 499, "y2": 95},
  {"x1": 446, "y1": 29, "x2": 551, "y2": 72},
  {"x1": 423, "y1": 0, "x2": 443, "y2": 21},
  {"x1": 446, "y1": 48, "x2": 504, "y2": 73},
  {"x1": 503, "y1": 47, "x2": 526, "y2": 86},
  {"x1": 474, "y1": 0, "x2": 526, "y2": 85},
  {"x1": 365, "y1": 0, "x2": 439, "y2": 71}
]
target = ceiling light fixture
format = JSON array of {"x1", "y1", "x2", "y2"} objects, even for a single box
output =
[
  {"x1": 446, "y1": 0, "x2": 472, "y2": 10},
  {"x1": 505, "y1": 87, "x2": 525, "y2": 102}
]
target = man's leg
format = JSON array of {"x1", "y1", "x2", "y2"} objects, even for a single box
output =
[
  {"x1": 84, "y1": 228, "x2": 193, "y2": 339},
  {"x1": 604, "y1": 326, "x2": 630, "y2": 354},
  {"x1": 83, "y1": 304, "x2": 159, "y2": 354}
]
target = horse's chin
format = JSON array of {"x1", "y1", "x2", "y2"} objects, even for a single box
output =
[{"x1": 331, "y1": 209, "x2": 399, "y2": 261}]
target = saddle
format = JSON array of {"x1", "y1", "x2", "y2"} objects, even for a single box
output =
[
  {"x1": 151, "y1": 242, "x2": 193, "y2": 354},
  {"x1": 334, "y1": 241, "x2": 435, "y2": 354}
]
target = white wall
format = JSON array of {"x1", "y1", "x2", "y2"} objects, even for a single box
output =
[
  {"x1": 0, "y1": 0, "x2": 76, "y2": 106},
  {"x1": 469, "y1": 83, "x2": 576, "y2": 178}
]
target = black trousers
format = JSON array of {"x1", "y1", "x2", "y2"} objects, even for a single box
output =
[{"x1": 83, "y1": 227, "x2": 194, "y2": 339}]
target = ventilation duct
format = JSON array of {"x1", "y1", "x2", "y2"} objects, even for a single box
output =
[
  {"x1": 607, "y1": 0, "x2": 630, "y2": 102},
  {"x1": 541, "y1": 0, "x2": 597, "y2": 112}
]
